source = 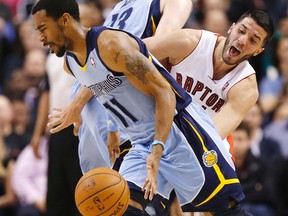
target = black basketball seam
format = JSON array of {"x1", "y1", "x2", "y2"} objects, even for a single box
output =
[
  {"x1": 77, "y1": 177, "x2": 129, "y2": 216},
  {"x1": 75, "y1": 172, "x2": 121, "y2": 190},
  {"x1": 97, "y1": 177, "x2": 129, "y2": 216},
  {"x1": 76, "y1": 173, "x2": 121, "y2": 207}
]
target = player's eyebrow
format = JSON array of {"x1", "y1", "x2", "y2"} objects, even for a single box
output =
[
  {"x1": 35, "y1": 24, "x2": 44, "y2": 31},
  {"x1": 241, "y1": 23, "x2": 261, "y2": 42}
]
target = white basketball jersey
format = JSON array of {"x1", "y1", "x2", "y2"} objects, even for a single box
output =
[{"x1": 170, "y1": 30, "x2": 255, "y2": 117}]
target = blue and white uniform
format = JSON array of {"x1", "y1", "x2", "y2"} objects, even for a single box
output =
[
  {"x1": 70, "y1": 82, "x2": 113, "y2": 171},
  {"x1": 66, "y1": 26, "x2": 245, "y2": 211},
  {"x1": 74, "y1": 0, "x2": 162, "y2": 173},
  {"x1": 104, "y1": 0, "x2": 160, "y2": 38}
]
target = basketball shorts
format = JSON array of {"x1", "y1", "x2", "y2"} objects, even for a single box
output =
[{"x1": 119, "y1": 100, "x2": 245, "y2": 212}]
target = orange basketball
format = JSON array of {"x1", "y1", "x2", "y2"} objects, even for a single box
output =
[{"x1": 75, "y1": 167, "x2": 130, "y2": 216}]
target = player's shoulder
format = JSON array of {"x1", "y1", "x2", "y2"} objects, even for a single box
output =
[
  {"x1": 170, "y1": 28, "x2": 201, "y2": 47},
  {"x1": 231, "y1": 73, "x2": 258, "y2": 98}
]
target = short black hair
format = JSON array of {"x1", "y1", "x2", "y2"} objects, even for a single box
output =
[
  {"x1": 237, "y1": 10, "x2": 274, "y2": 46},
  {"x1": 32, "y1": 0, "x2": 80, "y2": 22}
]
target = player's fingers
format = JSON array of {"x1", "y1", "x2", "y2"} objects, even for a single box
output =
[
  {"x1": 48, "y1": 113, "x2": 60, "y2": 119},
  {"x1": 73, "y1": 125, "x2": 79, "y2": 136},
  {"x1": 149, "y1": 182, "x2": 156, "y2": 201},
  {"x1": 143, "y1": 182, "x2": 151, "y2": 200},
  {"x1": 110, "y1": 150, "x2": 116, "y2": 164},
  {"x1": 114, "y1": 146, "x2": 120, "y2": 158},
  {"x1": 142, "y1": 180, "x2": 149, "y2": 198},
  {"x1": 52, "y1": 107, "x2": 63, "y2": 112},
  {"x1": 73, "y1": 117, "x2": 82, "y2": 136},
  {"x1": 47, "y1": 119, "x2": 61, "y2": 128},
  {"x1": 49, "y1": 123, "x2": 67, "y2": 133}
]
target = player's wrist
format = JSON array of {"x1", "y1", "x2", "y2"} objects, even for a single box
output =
[{"x1": 151, "y1": 140, "x2": 165, "y2": 153}]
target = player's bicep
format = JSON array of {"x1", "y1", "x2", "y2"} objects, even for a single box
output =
[
  {"x1": 99, "y1": 32, "x2": 170, "y2": 96},
  {"x1": 145, "y1": 29, "x2": 199, "y2": 65},
  {"x1": 215, "y1": 81, "x2": 258, "y2": 137},
  {"x1": 227, "y1": 78, "x2": 259, "y2": 116},
  {"x1": 213, "y1": 103, "x2": 245, "y2": 139}
]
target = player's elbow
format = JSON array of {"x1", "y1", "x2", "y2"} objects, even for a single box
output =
[{"x1": 163, "y1": 88, "x2": 177, "y2": 109}]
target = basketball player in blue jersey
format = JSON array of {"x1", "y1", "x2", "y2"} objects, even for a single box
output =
[
  {"x1": 64, "y1": 0, "x2": 193, "y2": 166},
  {"x1": 68, "y1": 1, "x2": 192, "y2": 214},
  {"x1": 69, "y1": 1, "x2": 192, "y2": 214},
  {"x1": 32, "y1": 0, "x2": 251, "y2": 216},
  {"x1": 71, "y1": 0, "x2": 192, "y2": 171}
]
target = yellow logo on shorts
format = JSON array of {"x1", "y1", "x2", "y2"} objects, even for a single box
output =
[{"x1": 202, "y1": 150, "x2": 218, "y2": 167}]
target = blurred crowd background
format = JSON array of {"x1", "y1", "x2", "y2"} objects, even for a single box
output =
[{"x1": 0, "y1": 0, "x2": 288, "y2": 216}]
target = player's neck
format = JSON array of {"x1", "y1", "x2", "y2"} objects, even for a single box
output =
[
  {"x1": 213, "y1": 38, "x2": 237, "y2": 80},
  {"x1": 70, "y1": 27, "x2": 89, "y2": 67}
]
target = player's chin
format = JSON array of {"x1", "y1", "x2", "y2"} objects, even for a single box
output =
[{"x1": 54, "y1": 46, "x2": 66, "y2": 57}]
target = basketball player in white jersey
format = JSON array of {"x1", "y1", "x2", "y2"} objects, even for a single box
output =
[
  {"x1": 147, "y1": 10, "x2": 274, "y2": 149},
  {"x1": 146, "y1": 10, "x2": 274, "y2": 215}
]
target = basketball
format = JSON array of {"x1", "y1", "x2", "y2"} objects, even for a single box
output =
[{"x1": 75, "y1": 167, "x2": 130, "y2": 216}]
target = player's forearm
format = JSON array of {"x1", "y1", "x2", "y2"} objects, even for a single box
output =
[
  {"x1": 156, "y1": 0, "x2": 192, "y2": 36},
  {"x1": 153, "y1": 91, "x2": 176, "y2": 148},
  {"x1": 213, "y1": 112, "x2": 243, "y2": 139},
  {"x1": 71, "y1": 86, "x2": 93, "y2": 115}
]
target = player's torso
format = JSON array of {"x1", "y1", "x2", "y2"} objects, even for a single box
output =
[
  {"x1": 66, "y1": 26, "x2": 190, "y2": 144},
  {"x1": 66, "y1": 26, "x2": 191, "y2": 143},
  {"x1": 170, "y1": 30, "x2": 255, "y2": 117},
  {"x1": 103, "y1": 0, "x2": 161, "y2": 38}
]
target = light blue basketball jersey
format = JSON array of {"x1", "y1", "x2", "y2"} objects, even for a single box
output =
[
  {"x1": 70, "y1": 81, "x2": 113, "y2": 173},
  {"x1": 104, "y1": 0, "x2": 161, "y2": 38},
  {"x1": 74, "y1": 0, "x2": 162, "y2": 174},
  {"x1": 66, "y1": 26, "x2": 191, "y2": 145}
]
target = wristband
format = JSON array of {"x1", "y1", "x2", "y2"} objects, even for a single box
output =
[{"x1": 152, "y1": 140, "x2": 165, "y2": 151}]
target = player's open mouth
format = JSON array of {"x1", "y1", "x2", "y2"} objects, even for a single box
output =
[{"x1": 229, "y1": 46, "x2": 241, "y2": 57}]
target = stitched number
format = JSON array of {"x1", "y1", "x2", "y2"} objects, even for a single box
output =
[
  {"x1": 103, "y1": 98, "x2": 137, "y2": 127},
  {"x1": 109, "y1": 7, "x2": 133, "y2": 30}
]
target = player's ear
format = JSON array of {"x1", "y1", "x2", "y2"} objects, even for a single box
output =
[
  {"x1": 61, "y1": 13, "x2": 71, "y2": 26},
  {"x1": 253, "y1": 47, "x2": 265, "y2": 56}
]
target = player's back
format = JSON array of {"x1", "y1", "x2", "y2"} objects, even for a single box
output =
[{"x1": 104, "y1": 0, "x2": 161, "y2": 39}]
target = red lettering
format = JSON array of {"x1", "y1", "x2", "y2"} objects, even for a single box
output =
[
  {"x1": 206, "y1": 93, "x2": 218, "y2": 106},
  {"x1": 191, "y1": 81, "x2": 204, "y2": 95},
  {"x1": 200, "y1": 86, "x2": 212, "y2": 101},
  {"x1": 211, "y1": 98, "x2": 225, "y2": 112},
  {"x1": 176, "y1": 73, "x2": 183, "y2": 86},
  {"x1": 183, "y1": 77, "x2": 194, "y2": 93}
]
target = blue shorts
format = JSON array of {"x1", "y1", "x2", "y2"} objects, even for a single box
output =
[{"x1": 119, "y1": 101, "x2": 245, "y2": 212}]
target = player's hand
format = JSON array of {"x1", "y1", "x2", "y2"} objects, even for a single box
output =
[
  {"x1": 142, "y1": 145, "x2": 162, "y2": 200},
  {"x1": 47, "y1": 107, "x2": 82, "y2": 135},
  {"x1": 107, "y1": 130, "x2": 120, "y2": 164},
  {"x1": 31, "y1": 134, "x2": 41, "y2": 159}
]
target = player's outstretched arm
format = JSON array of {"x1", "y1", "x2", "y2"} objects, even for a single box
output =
[
  {"x1": 213, "y1": 75, "x2": 259, "y2": 139},
  {"x1": 155, "y1": 0, "x2": 192, "y2": 36}
]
